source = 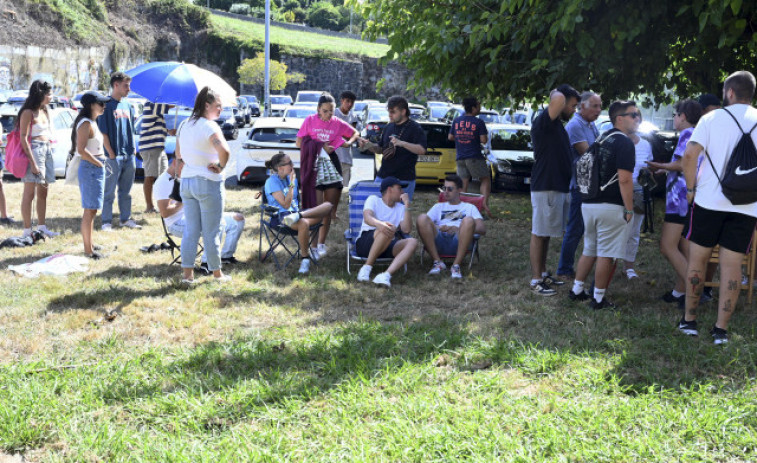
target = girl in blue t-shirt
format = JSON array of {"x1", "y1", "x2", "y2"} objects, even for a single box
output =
[{"x1": 263, "y1": 153, "x2": 333, "y2": 274}]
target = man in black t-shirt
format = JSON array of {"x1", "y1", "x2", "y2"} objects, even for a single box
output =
[
  {"x1": 358, "y1": 96, "x2": 427, "y2": 201},
  {"x1": 528, "y1": 84, "x2": 580, "y2": 296},
  {"x1": 568, "y1": 100, "x2": 638, "y2": 310}
]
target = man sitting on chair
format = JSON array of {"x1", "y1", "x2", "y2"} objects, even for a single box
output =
[
  {"x1": 417, "y1": 175, "x2": 486, "y2": 279},
  {"x1": 356, "y1": 177, "x2": 418, "y2": 287},
  {"x1": 154, "y1": 158, "x2": 245, "y2": 271}
]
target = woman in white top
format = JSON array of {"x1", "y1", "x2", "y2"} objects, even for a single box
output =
[
  {"x1": 176, "y1": 87, "x2": 231, "y2": 284},
  {"x1": 623, "y1": 117, "x2": 654, "y2": 279},
  {"x1": 72, "y1": 91, "x2": 109, "y2": 259},
  {"x1": 18, "y1": 80, "x2": 57, "y2": 238}
]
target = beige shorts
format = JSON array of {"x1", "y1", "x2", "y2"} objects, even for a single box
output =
[
  {"x1": 531, "y1": 190, "x2": 569, "y2": 237},
  {"x1": 456, "y1": 157, "x2": 489, "y2": 180},
  {"x1": 141, "y1": 148, "x2": 168, "y2": 178},
  {"x1": 581, "y1": 203, "x2": 632, "y2": 259}
]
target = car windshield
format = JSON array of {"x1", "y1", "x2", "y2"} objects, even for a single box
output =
[
  {"x1": 428, "y1": 102, "x2": 448, "y2": 107},
  {"x1": 271, "y1": 96, "x2": 292, "y2": 105},
  {"x1": 367, "y1": 110, "x2": 389, "y2": 121},
  {"x1": 242, "y1": 95, "x2": 258, "y2": 103},
  {"x1": 490, "y1": 129, "x2": 532, "y2": 151},
  {"x1": 285, "y1": 108, "x2": 316, "y2": 118},
  {"x1": 430, "y1": 107, "x2": 448, "y2": 118},
  {"x1": 423, "y1": 125, "x2": 455, "y2": 149},
  {"x1": 502, "y1": 113, "x2": 528, "y2": 125},
  {"x1": 478, "y1": 112, "x2": 500, "y2": 123},
  {"x1": 249, "y1": 127, "x2": 299, "y2": 143},
  {"x1": 219, "y1": 108, "x2": 235, "y2": 119},
  {"x1": 409, "y1": 108, "x2": 424, "y2": 119},
  {"x1": 353, "y1": 102, "x2": 368, "y2": 112},
  {"x1": 297, "y1": 93, "x2": 320, "y2": 103}
]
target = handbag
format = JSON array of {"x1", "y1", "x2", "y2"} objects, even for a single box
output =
[
  {"x1": 64, "y1": 154, "x2": 81, "y2": 186},
  {"x1": 315, "y1": 149, "x2": 343, "y2": 185},
  {"x1": 381, "y1": 124, "x2": 408, "y2": 161},
  {"x1": 5, "y1": 126, "x2": 30, "y2": 179}
]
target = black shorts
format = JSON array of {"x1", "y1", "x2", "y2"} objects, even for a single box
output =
[
  {"x1": 316, "y1": 181, "x2": 343, "y2": 191},
  {"x1": 664, "y1": 213, "x2": 687, "y2": 225},
  {"x1": 355, "y1": 229, "x2": 401, "y2": 259},
  {"x1": 683, "y1": 203, "x2": 757, "y2": 253}
]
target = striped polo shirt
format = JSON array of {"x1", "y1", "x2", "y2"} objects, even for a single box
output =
[{"x1": 138, "y1": 102, "x2": 169, "y2": 151}]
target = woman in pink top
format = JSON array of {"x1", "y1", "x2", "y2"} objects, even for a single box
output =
[{"x1": 296, "y1": 93, "x2": 359, "y2": 257}]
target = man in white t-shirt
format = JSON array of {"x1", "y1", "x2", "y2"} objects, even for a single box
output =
[
  {"x1": 416, "y1": 175, "x2": 485, "y2": 279},
  {"x1": 334, "y1": 90, "x2": 359, "y2": 189},
  {"x1": 356, "y1": 176, "x2": 418, "y2": 287},
  {"x1": 679, "y1": 70, "x2": 757, "y2": 345},
  {"x1": 154, "y1": 159, "x2": 246, "y2": 271}
]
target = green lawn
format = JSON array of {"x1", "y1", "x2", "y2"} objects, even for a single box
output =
[
  {"x1": 210, "y1": 15, "x2": 390, "y2": 59},
  {"x1": 1, "y1": 180, "x2": 756, "y2": 461}
]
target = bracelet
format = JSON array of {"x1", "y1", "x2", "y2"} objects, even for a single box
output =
[
  {"x1": 623, "y1": 209, "x2": 633, "y2": 215},
  {"x1": 686, "y1": 187, "x2": 696, "y2": 193}
]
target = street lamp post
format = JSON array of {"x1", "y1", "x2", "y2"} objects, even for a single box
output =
[{"x1": 264, "y1": 0, "x2": 271, "y2": 117}]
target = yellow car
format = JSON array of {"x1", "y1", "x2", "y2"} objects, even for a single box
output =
[{"x1": 374, "y1": 121, "x2": 458, "y2": 185}]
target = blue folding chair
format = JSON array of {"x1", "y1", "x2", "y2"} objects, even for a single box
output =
[
  {"x1": 258, "y1": 190, "x2": 321, "y2": 270},
  {"x1": 344, "y1": 180, "x2": 406, "y2": 274}
]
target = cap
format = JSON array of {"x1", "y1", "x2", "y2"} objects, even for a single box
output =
[
  {"x1": 380, "y1": 176, "x2": 406, "y2": 193},
  {"x1": 698, "y1": 93, "x2": 720, "y2": 109},
  {"x1": 79, "y1": 90, "x2": 110, "y2": 106}
]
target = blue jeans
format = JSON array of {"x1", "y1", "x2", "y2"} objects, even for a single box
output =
[
  {"x1": 102, "y1": 156, "x2": 135, "y2": 224},
  {"x1": 558, "y1": 187, "x2": 584, "y2": 275},
  {"x1": 180, "y1": 176, "x2": 225, "y2": 271},
  {"x1": 169, "y1": 212, "x2": 244, "y2": 263},
  {"x1": 375, "y1": 177, "x2": 416, "y2": 201}
]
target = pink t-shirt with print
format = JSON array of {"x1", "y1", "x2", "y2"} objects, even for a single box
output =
[{"x1": 297, "y1": 114, "x2": 354, "y2": 149}]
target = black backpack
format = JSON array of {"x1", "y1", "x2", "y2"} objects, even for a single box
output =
[
  {"x1": 575, "y1": 131, "x2": 627, "y2": 200},
  {"x1": 704, "y1": 108, "x2": 757, "y2": 205}
]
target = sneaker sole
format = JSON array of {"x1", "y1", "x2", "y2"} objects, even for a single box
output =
[
  {"x1": 533, "y1": 290, "x2": 557, "y2": 297},
  {"x1": 678, "y1": 328, "x2": 699, "y2": 336}
]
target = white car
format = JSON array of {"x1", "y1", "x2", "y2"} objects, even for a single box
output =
[
  {"x1": 486, "y1": 123, "x2": 534, "y2": 190},
  {"x1": 237, "y1": 117, "x2": 303, "y2": 184},
  {"x1": 270, "y1": 94, "x2": 293, "y2": 117},
  {"x1": 283, "y1": 105, "x2": 316, "y2": 120},
  {"x1": 295, "y1": 90, "x2": 322, "y2": 104}
]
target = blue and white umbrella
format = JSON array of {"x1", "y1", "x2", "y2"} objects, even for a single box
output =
[{"x1": 124, "y1": 61, "x2": 237, "y2": 108}]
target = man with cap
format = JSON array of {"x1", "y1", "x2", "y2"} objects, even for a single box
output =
[{"x1": 355, "y1": 176, "x2": 418, "y2": 287}]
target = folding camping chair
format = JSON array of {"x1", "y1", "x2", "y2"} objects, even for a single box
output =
[
  {"x1": 344, "y1": 180, "x2": 406, "y2": 274},
  {"x1": 257, "y1": 192, "x2": 321, "y2": 270},
  {"x1": 161, "y1": 217, "x2": 203, "y2": 266},
  {"x1": 419, "y1": 191, "x2": 482, "y2": 270}
]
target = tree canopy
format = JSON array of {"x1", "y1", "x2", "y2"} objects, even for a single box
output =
[
  {"x1": 350, "y1": 0, "x2": 757, "y2": 106},
  {"x1": 237, "y1": 55, "x2": 306, "y2": 91}
]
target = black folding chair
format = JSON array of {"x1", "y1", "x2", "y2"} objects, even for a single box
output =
[
  {"x1": 162, "y1": 217, "x2": 203, "y2": 266},
  {"x1": 258, "y1": 193, "x2": 321, "y2": 270}
]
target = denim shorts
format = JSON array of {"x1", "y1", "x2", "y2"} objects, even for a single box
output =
[
  {"x1": 79, "y1": 158, "x2": 106, "y2": 210},
  {"x1": 22, "y1": 140, "x2": 56, "y2": 184},
  {"x1": 434, "y1": 231, "x2": 472, "y2": 255}
]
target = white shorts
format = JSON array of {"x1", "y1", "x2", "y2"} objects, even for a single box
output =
[
  {"x1": 581, "y1": 203, "x2": 632, "y2": 259},
  {"x1": 531, "y1": 190, "x2": 569, "y2": 237}
]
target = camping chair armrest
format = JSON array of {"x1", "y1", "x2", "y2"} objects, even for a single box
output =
[
  {"x1": 262, "y1": 205, "x2": 281, "y2": 217},
  {"x1": 344, "y1": 229, "x2": 354, "y2": 241},
  {"x1": 473, "y1": 233, "x2": 481, "y2": 239}
]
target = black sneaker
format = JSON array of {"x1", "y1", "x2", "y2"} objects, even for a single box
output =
[
  {"x1": 0, "y1": 217, "x2": 16, "y2": 225},
  {"x1": 197, "y1": 262, "x2": 211, "y2": 275},
  {"x1": 530, "y1": 281, "x2": 557, "y2": 296},
  {"x1": 590, "y1": 298, "x2": 618, "y2": 311},
  {"x1": 568, "y1": 290, "x2": 591, "y2": 301},
  {"x1": 542, "y1": 274, "x2": 565, "y2": 286},
  {"x1": 661, "y1": 291, "x2": 685, "y2": 304},
  {"x1": 710, "y1": 326, "x2": 728, "y2": 345},
  {"x1": 677, "y1": 318, "x2": 698, "y2": 336},
  {"x1": 86, "y1": 251, "x2": 104, "y2": 260},
  {"x1": 221, "y1": 256, "x2": 239, "y2": 265},
  {"x1": 700, "y1": 287, "x2": 713, "y2": 303}
]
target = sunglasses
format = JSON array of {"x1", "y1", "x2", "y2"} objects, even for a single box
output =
[
  {"x1": 619, "y1": 112, "x2": 641, "y2": 119},
  {"x1": 442, "y1": 186, "x2": 456, "y2": 192}
]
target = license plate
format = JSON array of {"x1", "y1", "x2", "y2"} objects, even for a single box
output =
[
  {"x1": 418, "y1": 155, "x2": 438, "y2": 163},
  {"x1": 524, "y1": 177, "x2": 530, "y2": 184}
]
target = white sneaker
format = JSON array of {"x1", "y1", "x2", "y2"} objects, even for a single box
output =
[
  {"x1": 298, "y1": 258, "x2": 311, "y2": 274},
  {"x1": 101, "y1": 223, "x2": 113, "y2": 232},
  {"x1": 38, "y1": 227, "x2": 59, "y2": 238},
  {"x1": 282, "y1": 212, "x2": 300, "y2": 227},
  {"x1": 214, "y1": 274, "x2": 232, "y2": 283},
  {"x1": 450, "y1": 264, "x2": 462, "y2": 279},
  {"x1": 373, "y1": 272, "x2": 391, "y2": 287},
  {"x1": 317, "y1": 243, "x2": 328, "y2": 257},
  {"x1": 308, "y1": 247, "x2": 320, "y2": 262},
  {"x1": 626, "y1": 269, "x2": 639, "y2": 280},
  {"x1": 119, "y1": 219, "x2": 142, "y2": 229},
  {"x1": 357, "y1": 265, "x2": 372, "y2": 282},
  {"x1": 428, "y1": 260, "x2": 446, "y2": 275}
]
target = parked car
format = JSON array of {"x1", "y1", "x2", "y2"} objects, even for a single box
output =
[
  {"x1": 216, "y1": 107, "x2": 240, "y2": 139},
  {"x1": 283, "y1": 105, "x2": 317, "y2": 120},
  {"x1": 408, "y1": 103, "x2": 426, "y2": 120},
  {"x1": 442, "y1": 105, "x2": 500, "y2": 128},
  {"x1": 270, "y1": 94, "x2": 293, "y2": 116},
  {"x1": 6, "y1": 91, "x2": 28, "y2": 109},
  {"x1": 353, "y1": 99, "x2": 380, "y2": 123},
  {"x1": 486, "y1": 123, "x2": 534, "y2": 190},
  {"x1": 240, "y1": 94, "x2": 261, "y2": 117},
  {"x1": 426, "y1": 102, "x2": 452, "y2": 121},
  {"x1": 236, "y1": 97, "x2": 252, "y2": 126},
  {"x1": 295, "y1": 90, "x2": 322, "y2": 104},
  {"x1": 373, "y1": 121, "x2": 458, "y2": 185},
  {"x1": 359, "y1": 106, "x2": 390, "y2": 149},
  {"x1": 237, "y1": 117, "x2": 302, "y2": 184},
  {"x1": 131, "y1": 108, "x2": 192, "y2": 179}
]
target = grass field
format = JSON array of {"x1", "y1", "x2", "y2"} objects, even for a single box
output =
[
  {"x1": 1, "y1": 178, "x2": 757, "y2": 462},
  {"x1": 210, "y1": 15, "x2": 390, "y2": 59}
]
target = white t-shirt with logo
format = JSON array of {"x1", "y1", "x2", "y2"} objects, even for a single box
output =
[
  {"x1": 177, "y1": 117, "x2": 224, "y2": 182},
  {"x1": 360, "y1": 195, "x2": 406, "y2": 233},
  {"x1": 153, "y1": 171, "x2": 184, "y2": 228},
  {"x1": 690, "y1": 104, "x2": 757, "y2": 217},
  {"x1": 427, "y1": 201, "x2": 482, "y2": 228}
]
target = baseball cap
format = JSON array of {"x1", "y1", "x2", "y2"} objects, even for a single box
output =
[
  {"x1": 698, "y1": 93, "x2": 720, "y2": 109},
  {"x1": 380, "y1": 176, "x2": 406, "y2": 193},
  {"x1": 79, "y1": 90, "x2": 110, "y2": 106}
]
